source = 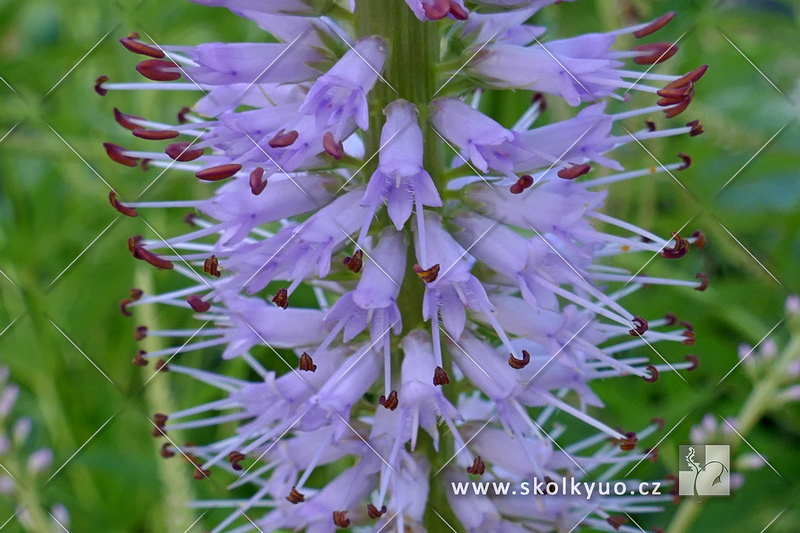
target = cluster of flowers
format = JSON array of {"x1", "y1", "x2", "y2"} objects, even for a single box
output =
[
  {"x1": 0, "y1": 366, "x2": 70, "y2": 532},
  {"x1": 97, "y1": 0, "x2": 709, "y2": 531}
]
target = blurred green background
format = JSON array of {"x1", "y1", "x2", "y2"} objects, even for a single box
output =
[{"x1": 0, "y1": 0, "x2": 798, "y2": 531}]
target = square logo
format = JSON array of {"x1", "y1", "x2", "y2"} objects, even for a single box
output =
[{"x1": 678, "y1": 444, "x2": 730, "y2": 496}]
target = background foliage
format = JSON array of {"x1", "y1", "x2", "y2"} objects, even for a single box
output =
[{"x1": 0, "y1": 0, "x2": 798, "y2": 531}]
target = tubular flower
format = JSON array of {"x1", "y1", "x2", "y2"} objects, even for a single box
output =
[{"x1": 100, "y1": 1, "x2": 708, "y2": 531}]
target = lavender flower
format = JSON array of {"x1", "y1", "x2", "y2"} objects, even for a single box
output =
[{"x1": 99, "y1": 1, "x2": 709, "y2": 531}]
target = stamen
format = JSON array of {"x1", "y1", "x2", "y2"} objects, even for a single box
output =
[
  {"x1": 557, "y1": 163, "x2": 591, "y2": 180},
  {"x1": 645, "y1": 119, "x2": 657, "y2": 132},
  {"x1": 664, "y1": 313, "x2": 677, "y2": 326},
  {"x1": 532, "y1": 92, "x2": 546, "y2": 112},
  {"x1": 620, "y1": 431, "x2": 638, "y2": 451},
  {"x1": 509, "y1": 174, "x2": 533, "y2": 194},
  {"x1": 343, "y1": 250, "x2": 363, "y2": 273},
  {"x1": 152, "y1": 413, "x2": 168, "y2": 437},
  {"x1": 155, "y1": 359, "x2": 170, "y2": 372},
  {"x1": 628, "y1": 316, "x2": 649, "y2": 337},
  {"x1": 95, "y1": 75, "x2": 109, "y2": 96},
  {"x1": 299, "y1": 352, "x2": 317, "y2": 372},
  {"x1": 203, "y1": 255, "x2": 221, "y2": 277},
  {"x1": 104, "y1": 142, "x2": 139, "y2": 167},
  {"x1": 466, "y1": 455, "x2": 485, "y2": 475},
  {"x1": 682, "y1": 330, "x2": 696, "y2": 346},
  {"x1": 228, "y1": 451, "x2": 246, "y2": 471},
  {"x1": 678, "y1": 152, "x2": 692, "y2": 170},
  {"x1": 685, "y1": 354, "x2": 699, "y2": 370},
  {"x1": 195, "y1": 163, "x2": 241, "y2": 182},
  {"x1": 187, "y1": 295, "x2": 211, "y2": 313},
  {"x1": 120, "y1": 287, "x2": 143, "y2": 317},
  {"x1": 109, "y1": 191, "x2": 138, "y2": 217},
  {"x1": 414, "y1": 264, "x2": 440, "y2": 283},
  {"x1": 136, "y1": 59, "x2": 182, "y2": 82},
  {"x1": 632, "y1": 43, "x2": 678, "y2": 65},
  {"x1": 367, "y1": 504, "x2": 387, "y2": 519},
  {"x1": 120, "y1": 32, "x2": 166, "y2": 59},
  {"x1": 633, "y1": 12, "x2": 675, "y2": 38},
  {"x1": 183, "y1": 212, "x2": 198, "y2": 227},
  {"x1": 133, "y1": 128, "x2": 181, "y2": 140},
  {"x1": 177, "y1": 107, "x2": 191, "y2": 124},
  {"x1": 695, "y1": 272, "x2": 708, "y2": 291},
  {"x1": 660, "y1": 233, "x2": 689, "y2": 259},
  {"x1": 332, "y1": 510, "x2": 350, "y2": 528},
  {"x1": 272, "y1": 288, "x2": 289, "y2": 309},
  {"x1": 663, "y1": 65, "x2": 708, "y2": 91},
  {"x1": 643, "y1": 365, "x2": 659, "y2": 383},
  {"x1": 423, "y1": 0, "x2": 449, "y2": 20},
  {"x1": 249, "y1": 167, "x2": 267, "y2": 195},
  {"x1": 114, "y1": 108, "x2": 145, "y2": 130},
  {"x1": 606, "y1": 515, "x2": 628, "y2": 530},
  {"x1": 645, "y1": 447, "x2": 659, "y2": 462},
  {"x1": 135, "y1": 326, "x2": 148, "y2": 341},
  {"x1": 322, "y1": 132, "x2": 344, "y2": 160},
  {"x1": 160, "y1": 443, "x2": 175, "y2": 458},
  {"x1": 378, "y1": 390, "x2": 399, "y2": 411},
  {"x1": 286, "y1": 487, "x2": 305, "y2": 504},
  {"x1": 449, "y1": 0, "x2": 469, "y2": 20},
  {"x1": 130, "y1": 238, "x2": 174, "y2": 270},
  {"x1": 433, "y1": 366, "x2": 450, "y2": 386},
  {"x1": 508, "y1": 349, "x2": 531, "y2": 369},
  {"x1": 268, "y1": 129, "x2": 299, "y2": 148},
  {"x1": 133, "y1": 350, "x2": 148, "y2": 367},
  {"x1": 691, "y1": 230, "x2": 707, "y2": 249}
]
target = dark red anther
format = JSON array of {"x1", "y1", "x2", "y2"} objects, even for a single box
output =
[
  {"x1": 183, "y1": 212, "x2": 198, "y2": 227},
  {"x1": 508, "y1": 350, "x2": 531, "y2": 369},
  {"x1": 322, "y1": 132, "x2": 344, "y2": 160},
  {"x1": 653, "y1": 527, "x2": 665, "y2": 533},
  {"x1": 136, "y1": 59, "x2": 181, "y2": 82},
  {"x1": 643, "y1": 364, "x2": 659, "y2": 383},
  {"x1": 378, "y1": 390, "x2": 399, "y2": 411},
  {"x1": 94, "y1": 75, "x2": 109, "y2": 96},
  {"x1": 228, "y1": 451, "x2": 246, "y2": 471},
  {"x1": 120, "y1": 287, "x2": 143, "y2": 317},
  {"x1": 664, "y1": 99, "x2": 691, "y2": 119},
  {"x1": 133, "y1": 128, "x2": 180, "y2": 141},
  {"x1": 203, "y1": 255, "x2": 220, "y2": 277},
  {"x1": 685, "y1": 353, "x2": 699, "y2": 371},
  {"x1": 682, "y1": 330, "x2": 696, "y2": 346},
  {"x1": 133, "y1": 350, "x2": 148, "y2": 367},
  {"x1": 632, "y1": 42, "x2": 678, "y2": 65},
  {"x1": 645, "y1": 119, "x2": 657, "y2": 132},
  {"x1": 645, "y1": 447, "x2": 659, "y2": 462},
  {"x1": 343, "y1": 250, "x2": 363, "y2": 273},
  {"x1": 367, "y1": 504, "x2": 387, "y2": 520},
  {"x1": 132, "y1": 245, "x2": 175, "y2": 270},
  {"x1": 155, "y1": 359, "x2": 170, "y2": 372},
  {"x1": 413, "y1": 264, "x2": 440, "y2": 283},
  {"x1": 287, "y1": 487, "x2": 305, "y2": 504},
  {"x1": 448, "y1": 0, "x2": 468, "y2": 20},
  {"x1": 467, "y1": 456, "x2": 486, "y2": 475},
  {"x1": 165, "y1": 142, "x2": 204, "y2": 162},
  {"x1": 422, "y1": 0, "x2": 449, "y2": 19},
  {"x1": 160, "y1": 442, "x2": 175, "y2": 458},
  {"x1": 663, "y1": 313, "x2": 677, "y2": 326},
  {"x1": 629, "y1": 316, "x2": 649, "y2": 337},
  {"x1": 299, "y1": 352, "x2": 317, "y2": 372},
  {"x1": 606, "y1": 515, "x2": 628, "y2": 530},
  {"x1": 120, "y1": 33, "x2": 166, "y2": 59},
  {"x1": 557, "y1": 163, "x2": 591, "y2": 180},
  {"x1": 113, "y1": 108, "x2": 144, "y2": 131},
  {"x1": 433, "y1": 366, "x2": 450, "y2": 386},
  {"x1": 633, "y1": 11, "x2": 675, "y2": 38},
  {"x1": 691, "y1": 230, "x2": 707, "y2": 249},
  {"x1": 141, "y1": 158, "x2": 151, "y2": 171},
  {"x1": 510, "y1": 174, "x2": 534, "y2": 194},
  {"x1": 177, "y1": 107, "x2": 191, "y2": 124},
  {"x1": 531, "y1": 92, "x2": 547, "y2": 112},
  {"x1": 695, "y1": 272, "x2": 708, "y2": 292},
  {"x1": 677, "y1": 153, "x2": 692, "y2": 170},
  {"x1": 620, "y1": 431, "x2": 638, "y2": 451},
  {"x1": 152, "y1": 413, "x2": 168, "y2": 437},
  {"x1": 651, "y1": 417, "x2": 665, "y2": 430},
  {"x1": 332, "y1": 511, "x2": 350, "y2": 528},
  {"x1": 135, "y1": 326, "x2": 148, "y2": 341},
  {"x1": 249, "y1": 167, "x2": 267, "y2": 195},
  {"x1": 268, "y1": 129, "x2": 299, "y2": 148},
  {"x1": 104, "y1": 142, "x2": 139, "y2": 167},
  {"x1": 686, "y1": 119, "x2": 704, "y2": 136},
  {"x1": 660, "y1": 233, "x2": 689, "y2": 259},
  {"x1": 663, "y1": 65, "x2": 708, "y2": 91},
  {"x1": 192, "y1": 466, "x2": 211, "y2": 480},
  {"x1": 109, "y1": 191, "x2": 138, "y2": 217},
  {"x1": 187, "y1": 295, "x2": 211, "y2": 313},
  {"x1": 128, "y1": 235, "x2": 143, "y2": 254},
  {"x1": 273, "y1": 288, "x2": 289, "y2": 309},
  {"x1": 195, "y1": 163, "x2": 241, "y2": 182}
]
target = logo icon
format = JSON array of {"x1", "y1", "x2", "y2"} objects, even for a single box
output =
[{"x1": 678, "y1": 444, "x2": 730, "y2": 496}]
